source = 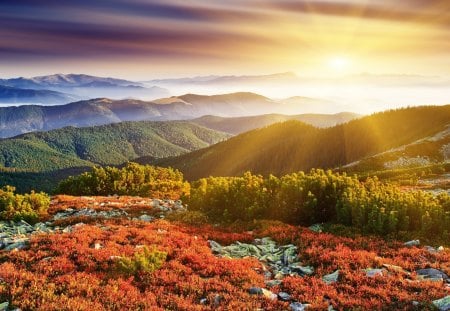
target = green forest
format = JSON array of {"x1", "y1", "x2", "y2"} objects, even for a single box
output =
[
  {"x1": 0, "y1": 120, "x2": 229, "y2": 171},
  {"x1": 157, "y1": 105, "x2": 450, "y2": 179}
]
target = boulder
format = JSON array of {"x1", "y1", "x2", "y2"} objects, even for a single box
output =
[
  {"x1": 261, "y1": 288, "x2": 277, "y2": 300},
  {"x1": 248, "y1": 287, "x2": 263, "y2": 295},
  {"x1": 404, "y1": 240, "x2": 420, "y2": 247},
  {"x1": 433, "y1": 295, "x2": 450, "y2": 311},
  {"x1": 290, "y1": 302, "x2": 306, "y2": 311},
  {"x1": 416, "y1": 268, "x2": 448, "y2": 281},
  {"x1": 323, "y1": 270, "x2": 339, "y2": 284},
  {"x1": 0, "y1": 302, "x2": 9, "y2": 311},
  {"x1": 278, "y1": 292, "x2": 292, "y2": 301},
  {"x1": 365, "y1": 268, "x2": 385, "y2": 277},
  {"x1": 308, "y1": 224, "x2": 323, "y2": 233}
]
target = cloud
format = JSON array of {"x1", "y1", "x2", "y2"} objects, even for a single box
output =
[{"x1": 0, "y1": 0, "x2": 448, "y2": 77}]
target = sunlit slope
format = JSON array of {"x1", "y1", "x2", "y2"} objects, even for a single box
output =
[
  {"x1": 155, "y1": 105, "x2": 450, "y2": 179},
  {"x1": 191, "y1": 112, "x2": 360, "y2": 134},
  {"x1": 0, "y1": 121, "x2": 230, "y2": 171}
]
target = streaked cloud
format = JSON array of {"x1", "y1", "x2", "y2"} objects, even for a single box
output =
[{"x1": 0, "y1": 0, "x2": 449, "y2": 78}]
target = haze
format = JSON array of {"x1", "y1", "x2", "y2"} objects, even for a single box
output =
[{"x1": 0, "y1": 0, "x2": 449, "y2": 114}]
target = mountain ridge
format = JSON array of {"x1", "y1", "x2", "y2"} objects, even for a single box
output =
[
  {"x1": 153, "y1": 105, "x2": 450, "y2": 180},
  {"x1": 0, "y1": 92, "x2": 354, "y2": 138}
]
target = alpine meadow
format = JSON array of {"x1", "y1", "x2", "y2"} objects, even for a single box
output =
[{"x1": 0, "y1": 1, "x2": 449, "y2": 310}]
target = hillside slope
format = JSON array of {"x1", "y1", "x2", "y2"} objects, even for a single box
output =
[
  {"x1": 0, "y1": 93, "x2": 286, "y2": 138},
  {"x1": 0, "y1": 85, "x2": 79, "y2": 105},
  {"x1": 192, "y1": 112, "x2": 360, "y2": 134},
  {"x1": 154, "y1": 105, "x2": 450, "y2": 179},
  {"x1": 0, "y1": 121, "x2": 230, "y2": 172}
]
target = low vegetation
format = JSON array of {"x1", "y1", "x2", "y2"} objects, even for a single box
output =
[
  {"x1": 56, "y1": 162, "x2": 190, "y2": 199},
  {"x1": 0, "y1": 219, "x2": 448, "y2": 310},
  {"x1": 115, "y1": 246, "x2": 167, "y2": 278},
  {"x1": 189, "y1": 169, "x2": 450, "y2": 239},
  {"x1": 0, "y1": 186, "x2": 50, "y2": 223}
]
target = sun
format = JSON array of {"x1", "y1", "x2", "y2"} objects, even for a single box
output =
[{"x1": 328, "y1": 57, "x2": 350, "y2": 71}]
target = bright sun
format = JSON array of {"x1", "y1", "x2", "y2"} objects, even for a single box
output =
[{"x1": 328, "y1": 57, "x2": 350, "y2": 71}]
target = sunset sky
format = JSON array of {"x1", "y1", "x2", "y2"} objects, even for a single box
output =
[{"x1": 1, "y1": 0, "x2": 449, "y2": 79}]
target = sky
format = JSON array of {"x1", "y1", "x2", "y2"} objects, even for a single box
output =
[{"x1": 1, "y1": 0, "x2": 449, "y2": 80}]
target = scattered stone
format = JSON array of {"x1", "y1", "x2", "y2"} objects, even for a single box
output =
[
  {"x1": 261, "y1": 288, "x2": 277, "y2": 300},
  {"x1": 323, "y1": 270, "x2": 339, "y2": 284},
  {"x1": 265, "y1": 280, "x2": 282, "y2": 287},
  {"x1": 0, "y1": 301, "x2": 9, "y2": 311},
  {"x1": 213, "y1": 294, "x2": 222, "y2": 307},
  {"x1": 433, "y1": 295, "x2": 450, "y2": 311},
  {"x1": 308, "y1": 224, "x2": 323, "y2": 233},
  {"x1": 416, "y1": 268, "x2": 448, "y2": 282},
  {"x1": 278, "y1": 292, "x2": 292, "y2": 301},
  {"x1": 209, "y1": 238, "x2": 309, "y2": 279},
  {"x1": 365, "y1": 268, "x2": 385, "y2": 277},
  {"x1": 290, "y1": 302, "x2": 306, "y2": 311},
  {"x1": 291, "y1": 264, "x2": 314, "y2": 276},
  {"x1": 199, "y1": 298, "x2": 207, "y2": 305},
  {"x1": 138, "y1": 214, "x2": 153, "y2": 222},
  {"x1": 404, "y1": 240, "x2": 420, "y2": 247},
  {"x1": 248, "y1": 287, "x2": 263, "y2": 295},
  {"x1": 382, "y1": 264, "x2": 410, "y2": 276},
  {"x1": 92, "y1": 243, "x2": 102, "y2": 250}
]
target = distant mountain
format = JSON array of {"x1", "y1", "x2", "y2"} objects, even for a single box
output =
[
  {"x1": 191, "y1": 112, "x2": 360, "y2": 134},
  {"x1": 0, "y1": 121, "x2": 230, "y2": 172},
  {"x1": 0, "y1": 92, "x2": 334, "y2": 137},
  {"x1": 0, "y1": 74, "x2": 170, "y2": 101},
  {"x1": 153, "y1": 105, "x2": 450, "y2": 180},
  {"x1": 0, "y1": 85, "x2": 80, "y2": 105},
  {"x1": 0, "y1": 74, "x2": 142, "y2": 89},
  {"x1": 148, "y1": 72, "x2": 298, "y2": 85}
]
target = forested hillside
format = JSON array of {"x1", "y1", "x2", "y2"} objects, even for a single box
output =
[
  {"x1": 191, "y1": 112, "x2": 359, "y2": 134},
  {"x1": 0, "y1": 121, "x2": 229, "y2": 172},
  {"x1": 156, "y1": 105, "x2": 450, "y2": 179}
]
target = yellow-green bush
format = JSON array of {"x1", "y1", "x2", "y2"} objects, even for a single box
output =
[
  {"x1": 0, "y1": 186, "x2": 50, "y2": 223},
  {"x1": 188, "y1": 169, "x2": 450, "y2": 238},
  {"x1": 57, "y1": 162, "x2": 190, "y2": 199},
  {"x1": 115, "y1": 246, "x2": 167, "y2": 277}
]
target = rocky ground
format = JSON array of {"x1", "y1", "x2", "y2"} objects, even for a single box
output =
[{"x1": 0, "y1": 195, "x2": 449, "y2": 310}]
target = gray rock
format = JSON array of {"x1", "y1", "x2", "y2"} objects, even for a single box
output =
[
  {"x1": 323, "y1": 270, "x2": 339, "y2": 284},
  {"x1": 265, "y1": 280, "x2": 282, "y2": 287},
  {"x1": 291, "y1": 265, "x2": 314, "y2": 276},
  {"x1": 365, "y1": 268, "x2": 384, "y2": 277},
  {"x1": 248, "y1": 287, "x2": 263, "y2": 295},
  {"x1": 0, "y1": 301, "x2": 9, "y2": 311},
  {"x1": 261, "y1": 288, "x2": 277, "y2": 300},
  {"x1": 433, "y1": 295, "x2": 450, "y2": 311},
  {"x1": 404, "y1": 240, "x2": 420, "y2": 247},
  {"x1": 138, "y1": 214, "x2": 154, "y2": 222},
  {"x1": 290, "y1": 302, "x2": 306, "y2": 311},
  {"x1": 278, "y1": 292, "x2": 292, "y2": 301},
  {"x1": 416, "y1": 268, "x2": 448, "y2": 281},
  {"x1": 308, "y1": 224, "x2": 323, "y2": 233},
  {"x1": 4, "y1": 240, "x2": 28, "y2": 251}
]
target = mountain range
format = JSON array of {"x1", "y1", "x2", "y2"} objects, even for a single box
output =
[
  {"x1": 0, "y1": 93, "x2": 355, "y2": 138},
  {"x1": 153, "y1": 105, "x2": 450, "y2": 180},
  {"x1": 0, "y1": 74, "x2": 169, "y2": 104},
  {"x1": 0, "y1": 85, "x2": 80, "y2": 105}
]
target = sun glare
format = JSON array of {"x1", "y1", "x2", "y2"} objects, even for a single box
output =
[{"x1": 328, "y1": 57, "x2": 350, "y2": 71}]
